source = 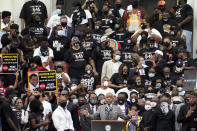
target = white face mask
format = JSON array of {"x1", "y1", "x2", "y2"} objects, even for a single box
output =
[
  {"x1": 160, "y1": 102, "x2": 169, "y2": 114},
  {"x1": 177, "y1": 87, "x2": 183, "y2": 92},
  {"x1": 145, "y1": 105, "x2": 152, "y2": 111},
  {"x1": 103, "y1": 81, "x2": 108, "y2": 87},
  {"x1": 150, "y1": 102, "x2": 157, "y2": 108},
  {"x1": 176, "y1": 66, "x2": 183, "y2": 73},
  {"x1": 71, "y1": 85, "x2": 77, "y2": 90}
]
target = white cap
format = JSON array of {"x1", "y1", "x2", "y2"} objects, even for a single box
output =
[
  {"x1": 155, "y1": 50, "x2": 163, "y2": 56},
  {"x1": 100, "y1": 36, "x2": 108, "y2": 43}
]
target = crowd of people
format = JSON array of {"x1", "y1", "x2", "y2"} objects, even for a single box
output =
[{"x1": 0, "y1": 0, "x2": 197, "y2": 130}]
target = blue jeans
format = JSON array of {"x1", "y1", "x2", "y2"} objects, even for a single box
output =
[{"x1": 182, "y1": 29, "x2": 192, "y2": 52}]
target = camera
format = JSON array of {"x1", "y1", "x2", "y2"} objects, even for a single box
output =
[{"x1": 72, "y1": 9, "x2": 86, "y2": 25}]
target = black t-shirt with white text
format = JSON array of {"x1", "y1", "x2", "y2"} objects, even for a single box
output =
[
  {"x1": 81, "y1": 75, "x2": 98, "y2": 91},
  {"x1": 91, "y1": 46, "x2": 114, "y2": 74},
  {"x1": 175, "y1": 4, "x2": 193, "y2": 31},
  {"x1": 64, "y1": 47, "x2": 88, "y2": 79},
  {"x1": 0, "y1": 102, "x2": 19, "y2": 131},
  {"x1": 20, "y1": 1, "x2": 48, "y2": 27},
  {"x1": 81, "y1": 39, "x2": 97, "y2": 59},
  {"x1": 49, "y1": 36, "x2": 70, "y2": 61}
]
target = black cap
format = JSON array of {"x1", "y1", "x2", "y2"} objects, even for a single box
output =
[{"x1": 5, "y1": 88, "x2": 17, "y2": 98}]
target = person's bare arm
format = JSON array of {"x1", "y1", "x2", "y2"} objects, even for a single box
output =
[
  {"x1": 61, "y1": 73, "x2": 70, "y2": 84},
  {"x1": 6, "y1": 118, "x2": 19, "y2": 131},
  {"x1": 1, "y1": 47, "x2": 8, "y2": 54},
  {"x1": 179, "y1": 16, "x2": 193, "y2": 27},
  {"x1": 109, "y1": 83, "x2": 124, "y2": 89},
  {"x1": 13, "y1": 72, "x2": 19, "y2": 89},
  {"x1": 148, "y1": 29, "x2": 162, "y2": 43},
  {"x1": 131, "y1": 30, "x2": 143, "y2": 43},
  {"x1": 21, "y1": 19, "x2": 25, "y2": 31},
  {"x1": 30, "y1": 118, "x2": 49, "y2": 129},
  {"x1": 88, "y1": 19, "x2": 93, "y2": 29},
  {"x1": 90, "y1": 59, "x2": 98, "y2": 76}
]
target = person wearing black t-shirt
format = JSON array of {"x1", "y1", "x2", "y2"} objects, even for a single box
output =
[
  {"x1": 97, "y1": 3, "x2": 117, "y2": 31},
  {"x1": 81, "y1": 31, "x2": 97, "y2": 59},
  {"x1": 90, "y1": 20, "x2": 104, "y2": 45},
  {"x1": 162, "y1": 37, "x2": 177, "y2": 69},
  {"x1": 139, "y1": 37, "x2": 158, "y2": 67},
  {"x1": 64, "y1": 36, "x2": 88, "y2": 83},
  {"x1": 0, "y1": 88, "x2": 20, "y2": 131},
  {"x1": 90, "y1": 36, "x2": 113, "y2": 80},
  {"x1": 152, "y1": 50, "x2": 166, "y2": 77},
  {"x1": 49, "y1": 25, "x2": 70, "y2": 71},
  {"x1": 110, "y1": 64, "x2": 129, "y2": 92},
  {"x1": 175, "y1": 0, "x2": 193, "y2": 53},
  {"x1": 21, "y1": 15, "x2": 48, "y2": 40},
  {"x1": 114, "y1": 20, "x2": 130, "y2": 48},
  {"x1": 80, "y1": 64, "x2": 99, "y2": 93},
  {"x1": 177, "y1": 49, "x2": 196, "y2": 70},
  {"x1": 153, "y1": 10, "x2": 180, "y2": 38},
  {"x1": 121, "y1": 39, "x2": 136, "y2": 68},
  {"x1": 19, "y1": 0, "x2": 48, "y2": 30},
  {"x1": 177, "y1": 92, "x2": 197, "y2": 131}
]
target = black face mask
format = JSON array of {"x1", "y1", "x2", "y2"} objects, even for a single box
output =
[
  {"x1": 60, "y1": 101, "x2": 67, "y2": 108},
  {"x1": 78, "y1": 102, "x2": 85, "y2": 107},
  {"x1": 135, "y1": 81, "x2": 141, "y2": 87},
  {"x1": 141, "y1": 23, "x2": 147, "y2": 29},
  {"x1": 103, "y1": 10, "x2": 109, "y2": 15},
  {"x1": 61, "y1": 22, "x2": 67, "y2": 27},
  {"x1": 115, "y1": 4, "x2": 121, "y2": 9},
  {"x1": 118, "y1": 98, "x2": 125, "y2": 105},
  {"x1": 35, "y1": 95, "x2": 40, "y2": 99},
  {"x1": 163, "y1": 42, "x2": 170, "y2": 47}
]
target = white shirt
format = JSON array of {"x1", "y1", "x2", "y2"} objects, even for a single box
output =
[
  {"x1": 89, "y1": 104, "x2": 97, "y2": 114},
  {"x1": 0, "y1": 22, "x2": 8, "y2": 48},
  {"x1": 116, "y1": 87, "x2": 138, "y2": 101},
  {"x1": 71, "y1": 10, "x2": 92, "y2": 25},
  {"x1": 118, "y1": 104, "x2": 126, "y2": 120},
  {"x1": 95, "y1": 87, "x2": 115, "y2": 96},
  {"x1": 42, "y1": 100, "x2": 52, "y2": 120},
  {"x1": 52, "y1": 106, "x2": 74, "y2": 131},
  {"x1": 119, "y1": 8, "x2": 125, "y2": 17},
  {"x1": 33, "y1": 47, "x2": 54, "y2": 70},
  {"x1": 29, "y1": 83, "x2": 39, "y2": 92},
  {"x1": 132, "y1": 28, "x2": 162, "y2": 48},
  {"x1": 47, "y1": 14, "x2": 72, "y2": 29}
]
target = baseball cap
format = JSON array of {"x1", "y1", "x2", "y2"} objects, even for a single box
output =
[
  {"x1": 100, "y1": 36, "x2": 109, "y2": 43},
  {"x1": 155, "y1": 50, "x2": 163, "y2": 56}
]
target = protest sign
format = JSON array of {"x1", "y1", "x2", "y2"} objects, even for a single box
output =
[{"x1": 28, "y1": 70, "x2": 57, "y2": 92}]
